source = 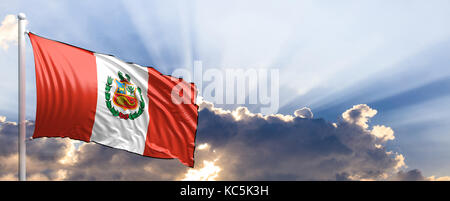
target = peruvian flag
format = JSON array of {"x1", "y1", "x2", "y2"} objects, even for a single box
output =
[{"x1": 28, "y1": 33, "x2": 199, "y2": 167}]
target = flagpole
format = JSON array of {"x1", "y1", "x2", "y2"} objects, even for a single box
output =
[{"x1": 18, "y1": 13, "x2": 27, "y2": 181}]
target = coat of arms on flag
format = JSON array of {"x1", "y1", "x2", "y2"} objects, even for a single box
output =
[{"x1": 105, "y1": 71, "x2": 145, "y2": 120}]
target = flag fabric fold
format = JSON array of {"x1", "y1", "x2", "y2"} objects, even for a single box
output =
[{"x1": 28, "y1": 33, "x2": 199, "y2": 167}]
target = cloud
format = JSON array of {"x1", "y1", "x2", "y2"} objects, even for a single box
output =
[
  {"x1": 182, "y1": 159, "x2": 221, "y2": 181},
  {"x1": 0, "y1": 15, "x2": 18, "y2": 50},
  {"x1": 390, "y1": 169, "x2": 426, "y2": 181},
  {"x1": 390, "y1": 169, "x2": 450, "y2": 181},
  {"x1": 342, "y1": 104, "x2": 377, "y2": 129},
  {"x1": 428, "y1": 175, "x2": 450, "y2": 181},
  {"x1": 294, "y1": 107, "x2": 313, "y2": 119},
  {"x1": 342, "y1": 104, "x2": 395, "y2": 143},
  {"x1": 0, "y1": 116, "x2": 6, "y2": 123},
  {"x1": 371, "y1": 125, "x2": 395, "y2": 142},
  {"x1": 196, "y1": 101, "x2": 406, "y2": 180},
  {"x1": 196, "y1": 143, "x2": 210, "y2": 150},
  {"x1": 0, "y1": 101, "x2": 447, "y2": 180}
]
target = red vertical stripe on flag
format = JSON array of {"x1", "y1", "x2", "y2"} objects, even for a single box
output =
[
  {"x1": 29, "y1": 33, "x2": 98, "y2": 142},
  {"x1": 144, "y1": 68, "x2": 199, "y2": 167}
]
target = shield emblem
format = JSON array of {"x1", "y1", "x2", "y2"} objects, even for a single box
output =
[{"x1": 113, "y1": 79, "x2": 139, "y2": 110}]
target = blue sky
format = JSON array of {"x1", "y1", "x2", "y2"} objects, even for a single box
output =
[{"x1": 1, "y1": 0, "x2": 450, "y2": 179}]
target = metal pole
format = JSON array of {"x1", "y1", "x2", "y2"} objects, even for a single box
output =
[{"x1": 18, "y1": 13, "x2": 27, "y2": 181}]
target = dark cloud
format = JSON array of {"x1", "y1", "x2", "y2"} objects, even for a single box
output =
[
  {"x1": 390, "y1": 169, "x2": 426, "y2": 181},
  {"x1": 64, "y1": 143, "x2": 186, "y2": 180},
  {"x1": 195, "y1": 102, "x2": 403, "y2": 180},
  {"x1": 0, "y1": 102, "x2": 446, "y2": 180}
]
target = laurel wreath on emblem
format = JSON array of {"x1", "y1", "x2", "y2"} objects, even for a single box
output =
[{"x1": 105, "y1": 71, "x2": 145, "y2": 120}]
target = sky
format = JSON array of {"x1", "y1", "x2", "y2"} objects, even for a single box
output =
[{"x1": 1, "y1": 0, "x2": 450, "y2": 180}]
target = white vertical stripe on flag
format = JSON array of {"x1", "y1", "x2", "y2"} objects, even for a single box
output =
[{"x1": 90, "y1": 53, "x2": 150, "y2": 155}]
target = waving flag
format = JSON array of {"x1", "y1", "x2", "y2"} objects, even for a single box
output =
[{"x1": 28, "y1": 33, "x2": 199, "y2": 167}]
